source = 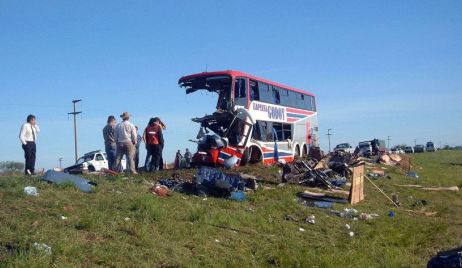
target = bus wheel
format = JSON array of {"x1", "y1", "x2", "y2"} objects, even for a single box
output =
[
  {"x1": 302, "y1": 145, "x2": 308, "y2": 158},
  {"x1": 240, "y1": 148, "x2": 250, "y2": 166},
  {"x1": 249, "y1": 146, "x2": 263, "y2": 164},
  {"x1": 295, "y1": 146, "x2": 300, "y2": 160}
]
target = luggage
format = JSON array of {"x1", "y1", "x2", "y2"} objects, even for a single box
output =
[{"x1": 428, "y1": 247, "x2": 462, "y2": 268}]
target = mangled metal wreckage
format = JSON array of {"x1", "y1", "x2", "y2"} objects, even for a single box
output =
[{"x1": 179, "y1": 70, "x2": 319, "y2": 167}]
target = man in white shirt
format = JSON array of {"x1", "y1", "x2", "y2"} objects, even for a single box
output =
[
  {"x1": 19, "y1": 115, "x2": 40, "y2": 175},
  {"x1": 113, "y1": 112, "x2": 138, "y2": 174}
]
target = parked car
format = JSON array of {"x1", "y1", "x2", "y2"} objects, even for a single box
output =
[
  {"x1": 404, "y1": 146, "x2": 414, "y2": 153},
  {"x1": 358, "y1": 141, "x2": 372, "y2": 157},
  {"x1": 334, "y1": 143, "x2": 354, "y2": 153},
  {"x1": 426, "y1": 141, "x2": 436, "y2": 152},
  {"x1": 64, "y1": 150, "x2": 126, "y2": 174},
  {"x1": 414, "y1": 145, "x2": 426, "y2": 153},
  {"x1": 391, "y1": 147, "x2": 405, "y2": 154}
]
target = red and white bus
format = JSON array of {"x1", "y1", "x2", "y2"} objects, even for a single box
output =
[{"x1": 179, "y1": 70, "x2": 318, "y2": 166}]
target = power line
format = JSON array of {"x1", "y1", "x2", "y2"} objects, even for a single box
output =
[
  {"x1": 68, "y1": 99, "x2": 82, "y2": 162},
  {"x1": 327, "y1": 128, "x2": 333, "y2": 153}
]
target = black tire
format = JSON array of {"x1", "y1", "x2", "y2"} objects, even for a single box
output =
[
  {"x1": 302, "y1": 145, "x2": 308, "y2": 158},
  {"x1": 240, "y1": 148, "x2": 250, "y2": 166},
  {"x1": 295, "y1": 146, "x2": 300, "y2": 159},
  {"x1": 249, "y1": 146, "x2": 263, "y2": 164}
]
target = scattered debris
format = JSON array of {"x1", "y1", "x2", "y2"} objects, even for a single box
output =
[
  {"x1": 405, "y1": 171, "x2": 419, "y2": 178},
  {"x1": 42, "y1": 170, "x2": 96, "y2": 193},
  {"x1": 391, "y1": 193, "x2": 400, "y2": 207},
  {"x1": 365, "y1": 175, "x2": 400, "y2": 207},
  {"x1": 306, "y1": 215, "x2": 316, "y2": 224},
  {"x1": 427, "y1": 246, "x2": 462, "y2": 268},
  {"x1": 124, "y1": 217, "x2": 130, "y2": 221},
  {"x1": 24, "y1": 186, "x2": 38, "y2": 196},
  {"x1": 33, "y1": 242, "x2": 51, "y2": 255},
  {"x1": 345, "y1": 224, "x2": 351, "y2": 230},
  {"x1": 60, "y1": 215, "x2": 68, "y2": 220},
  {"x1": 395, "y1": 184, "x2": 459, "y2": 192},
  {"x1": 359, "y1": 213, "x2": 379, "y2": 220},
  {"x1": 299, "y1": 227, "x2": 305, "y2": 232},
  {"x1": 150, "y1": 185, "x2": 170, "y2": 197},
  {"x1": 388, "y1": 211, "x2": 395, "y2": 218},
  {"x1": 349, "y1": 231, "x2": 355, "y2": 237},
  {"x1": 297, "y1": 191, "x2": 348, "y2": 204}
]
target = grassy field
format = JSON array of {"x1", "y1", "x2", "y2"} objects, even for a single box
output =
[{"x1": 1, "y1": 150, "x2": 461, "y2": 267}]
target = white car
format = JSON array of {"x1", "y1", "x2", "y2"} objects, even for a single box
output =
[
  {"x1": 64, "y1": 150, "x2": 126, "y2": 173},
  {"x1": 390, "y1": 148, "x2": 405, "y2": 154},
  {"x1": 334, "y1": 143, "x2": 355, "y2": 154}
]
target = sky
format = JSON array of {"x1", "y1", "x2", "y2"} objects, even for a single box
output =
[{"x1": 0, "y1": 0, "x2": 461, "y2": 169}]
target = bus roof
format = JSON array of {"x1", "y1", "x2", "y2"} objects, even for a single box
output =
[{"x1": 178, "y1": 70, "x2": 315, "y2": 97}]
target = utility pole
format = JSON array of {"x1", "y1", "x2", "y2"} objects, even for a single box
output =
[
  {"x1": 327, "y1": 128, "x2": 333, "y2": 152},
  {"x1": 387, "y1": 136, "x2": 391, "y2": 149},
  {"x1": 68, "y1": 99, "x2": 82, "y2": 163},
  {"x1": 59, "y1": 157, "x2": 63, "y2": 169},
  {"x1": 413, "y1": 139, "x2": 417, "y2": 147}
]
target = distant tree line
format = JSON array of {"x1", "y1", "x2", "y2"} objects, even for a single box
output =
[{"x1": 0, "y1": 161, "x2": 24, "y2": 174}]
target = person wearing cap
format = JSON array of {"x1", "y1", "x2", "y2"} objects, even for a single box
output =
[
  {"x1": 102, "y1": 115, "x2": 117, "y2": 171},
  {"x1": 143, "y1": 117, "x2": 164, "y2": 172},
  {"x1": 19, "y1": 114, "x2": 40, "y2": 175},
  {"x1": 113, "y1": 112, "x2": 138, "y2": 174}
]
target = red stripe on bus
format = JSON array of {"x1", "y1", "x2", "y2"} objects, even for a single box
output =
[{"x1": 286, "y1": 108, "x2": 315, "y2": 116}]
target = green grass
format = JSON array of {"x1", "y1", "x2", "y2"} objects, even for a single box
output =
[{"x1": 1, "y1": 151, "x2": 461, "y2": 267}]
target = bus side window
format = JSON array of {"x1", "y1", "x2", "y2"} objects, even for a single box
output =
[
  {"x1": 273, "y1": 123, "x2": 283, "y2": 140},
  {"x1": 252, "y1": 121, "x2": 262, "y2": 140},
  {"x1": 283, "y1": 124, "x2": 292, "y2": 140},
  {"x1": 304, "y1": 95, "x2": 312, "y2": 111},
  {"x1": 250, "y1": 80, "x2": 260, "y2": 101},
  {"x1": 264, "y1": 121, "x2": 273, "y2": 141},
  {"x1": 272, "y1": 87, "x2": 281, "y2": 105},
  {"x1": 234, "y1": 78, "x2": 247, "y2": 106},
  {"x1": 258, "y1": 82, "x2": 271, "y2": 103}
]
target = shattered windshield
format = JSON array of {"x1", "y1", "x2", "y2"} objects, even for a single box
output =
[
  {"x1": 226, "y1": 118, "x2": 252, "y2": 147},
  {"x1": 180, "y1": 75, "x2": 232, "y2": 110}
]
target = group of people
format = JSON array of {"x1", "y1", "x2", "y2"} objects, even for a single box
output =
[
  {"x1": 18, "y1": 112, "x2": 190, "y2": 176},
  {"x1": 103, "y1": 112, "x2": 165, "y2": 174},
  {"x1": 174, "y1": 148, "x2": 193, "y2": 169}
]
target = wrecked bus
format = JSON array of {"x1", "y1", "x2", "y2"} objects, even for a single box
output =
[{"x1": 179, "y1": 70, "x2": 318, "y2": 167}]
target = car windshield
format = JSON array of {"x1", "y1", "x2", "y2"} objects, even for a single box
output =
[
  {"x1": 76, "y1": 154, "x2": 94, "y2": 164},
  {"x1": 359, "y1": 143, "x2": 370, "y2": 148},
  {"x1": 336, "y1": 143, "x2": 349, "y2": 149}
]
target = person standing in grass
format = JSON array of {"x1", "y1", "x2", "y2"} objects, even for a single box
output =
[
  {"x1": 134, "y1": 126, "x2": 142, "y2": 171},
  {"x1": 102, "y1": 115, "x2": 117, "y2": 171},
  {"x1": 174, "y1": 150, "x2": 183, "y2": 169},
  {"x1": 184, "y1": 148, "x2": 192, "y2": 168},
  {"x1": 143, "y1": 117, "x2": 164, "y2": 172},
  {"x1": 19, "y1": 114, "x2": 40, "y2": 175},
  {"x1": 113, "y1": 112, "x2": 138, "y2": 174}
]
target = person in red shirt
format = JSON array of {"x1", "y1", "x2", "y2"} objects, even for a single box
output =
[{"x1": 143, "y1": 117, "x2": 164, "y2": 172}]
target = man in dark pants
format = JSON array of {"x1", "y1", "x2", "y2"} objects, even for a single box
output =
[
  {"x1": 103, "y1": 115, "x2": 117, "y2": 171},
  {"x1": 19, "y1": 115, "x2": 40, "y2": 175},
  {"x1": 143, "y1": 117, "x2": 164, "y2": 172}
]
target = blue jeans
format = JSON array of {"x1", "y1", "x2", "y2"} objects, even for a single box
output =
[{"x1": 105, "y1": 144, "x2": 117, "y2": 171}]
